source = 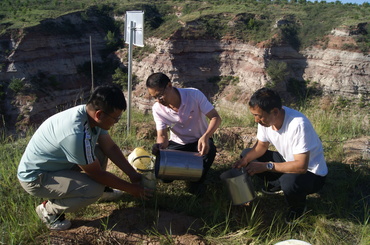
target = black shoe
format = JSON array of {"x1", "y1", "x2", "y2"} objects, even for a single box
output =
[
  {"x1": 284, "y1": 206, "x2": 307, "y2": 225},
  {"x1": 261, "y1": 184, "x2": 283, "y2": 195}
]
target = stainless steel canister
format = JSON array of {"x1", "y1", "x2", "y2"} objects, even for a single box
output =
[
  {"x1": 220, "y1": 168, "x2": 256, "y2": 205},
  {"x1": 155, "y1": 149, "x2": 203, "y2": 181}
]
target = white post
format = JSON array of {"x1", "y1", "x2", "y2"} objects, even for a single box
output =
[
  {"x1": 90, "y1": 36, "x2": 94, "y2": 92},
  {"x1": 127, "y1": 21, "x2": 135, "y2": 134},
  {"x1": 125, "y1": 11, "x2": 144, "y2": 134}
]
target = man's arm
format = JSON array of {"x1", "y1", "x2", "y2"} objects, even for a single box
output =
[
  {"x1": 244, "y1": 151, "x2": 310, "y2": 176},
  {"x1": 78, "y1": 160, "x2": 148, "y2": 198},
  {"x1": 156, "y1": 128, "x2": 169, "y2": 148},
  {"x1": 97, "y1": 134, "x2": 140, "y2": 183},
  {"x1": 78, "y1": 134, "x2": 151, "y2": 199},
  {"x1": 198, "y1": 109, "x2": 222, "y2": 155},
  {"x1": 233, "y1": 140, "x2": 269, "y2": 168},
  {"x1": 271, "y1": 152, "x2": 309, "y2": 174}
]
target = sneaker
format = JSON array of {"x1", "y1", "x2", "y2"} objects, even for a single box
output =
[
  {"x1": 99, "y1": 187, "x2": 124, "y2": 202},
  {"x1": 284, "y1": 206, "x2": 307, "y2": 225},
  {"x1": 36, "y1": 201, "x2": 71, "y2": 231},
  {"x1": 261, "y1": 184, "x2": 283, "y2": 195}
]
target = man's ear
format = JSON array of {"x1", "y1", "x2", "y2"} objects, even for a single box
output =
[
  {"x1": 95, "y1": 110, "x2": 104, "y2": 121},
  {"x1": 272, "y1": 107, "x2": 279, "y2": 115}
]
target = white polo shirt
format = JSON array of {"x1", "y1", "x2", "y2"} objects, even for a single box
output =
[{"x1": 152, "y1": 88, "x2": 214, "y2": 144}]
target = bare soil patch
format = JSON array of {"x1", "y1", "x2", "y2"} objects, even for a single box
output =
[
  {"x1": 342, "y1": 136, "x2": 370, "y2": 164},
  {"x1": 37, "y1": 207, "x2": 206, "y2": 245}
]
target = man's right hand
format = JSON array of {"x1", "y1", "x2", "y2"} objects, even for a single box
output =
[
  {"x1": 129, "y1": 183, "x2": 154, "y2": 200},
  {"x1": 151, "y1": 143, "x2": 163, "y2": 155}
]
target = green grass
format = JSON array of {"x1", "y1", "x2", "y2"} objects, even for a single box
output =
[
  {"x1": 1, "y1": 100, "x2": 369, "y2": 244},
  {"x1": 0, "y1": 136, "x2": 42, "y2": 244}
]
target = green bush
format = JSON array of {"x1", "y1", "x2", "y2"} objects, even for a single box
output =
[
  {"x1": 112, "y1": 67, "x2": 129, "y2": 91},
  {"x1": 266, "y1": 60, "x2": 289, "y2": 88},
  {"x1": 208, "y1": 75, "x2": 239, "y2": 91},
  {"x1": 112, "y1": 67, "x2": 139, "y2": 91},
  {"x1": 8, "y1": 78, "x2": 24, "y2": 93}
]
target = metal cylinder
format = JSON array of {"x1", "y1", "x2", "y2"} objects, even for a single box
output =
[
  {"x1": 155, "y1": 149, "x2": 203, "y2": 181},
  {"x1": 220, "y1": 168, "x2": 256, "y2": 205}
]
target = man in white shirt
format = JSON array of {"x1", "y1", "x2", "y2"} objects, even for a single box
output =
[
  {"x1": 233, "y1": 87, "x2": 327, "y2": 224},
  {"x1": 146, "y1": 72, "x2": 222, "y2": 195}
]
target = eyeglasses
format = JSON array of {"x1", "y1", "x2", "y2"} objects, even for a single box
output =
[
  {"x1": 152, "y1": 86, "x2": 167, "y2": 100},
  {"x1": 103, "y1": 111, "x2": 121, "y2": 122}
]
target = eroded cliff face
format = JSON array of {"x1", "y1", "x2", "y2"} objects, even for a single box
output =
[
  {"x1": 0, "y1": 12, "x2": 110, "y2": 132},
  {"x1": 0, "y1": 11, "x2": 369, "y2": 132},
  {"x1": 129, "y1": 30, "x2": 369, "y2": 112},
  {"x1": 303, "y1": 47, "x2": 369, "y2": 96}
]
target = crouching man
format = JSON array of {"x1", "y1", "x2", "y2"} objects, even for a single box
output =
[
  {"x1": 17, "y1": 84, "x2": 152, "y2": 230},
  {"x1": 233, "y1": 87, "x2": 327, "y2": 224}
]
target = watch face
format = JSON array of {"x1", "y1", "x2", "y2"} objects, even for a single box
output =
[{"x1": 267, "y1": 162, "x2": 273, "y2": 170}]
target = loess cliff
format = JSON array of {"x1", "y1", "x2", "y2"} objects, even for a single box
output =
[{"x1": 0, "y1": 11, "x2": 369, "y2": 133}]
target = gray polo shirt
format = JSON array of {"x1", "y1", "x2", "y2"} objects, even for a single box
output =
[{"x1": 17, "y1": 105, "x2": 108, "y2": 182}]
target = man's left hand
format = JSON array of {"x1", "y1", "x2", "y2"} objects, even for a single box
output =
[{"x1": 245, "y1": 161, "x2": 268, "y2": 176}]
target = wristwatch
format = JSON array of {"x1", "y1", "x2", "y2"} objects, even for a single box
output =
[{"x1": 266, "y1": 162, "x2": 274, "y2": 171}]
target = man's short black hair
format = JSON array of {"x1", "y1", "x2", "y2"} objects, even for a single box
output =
[
  {"x1": 248, "y1": 87, "x2": 282, "y2": 113},
  {"x1": 146, "y1": 72, "x2": 171, "y2": 89},
  {"x1": 87, "y1": 84, "x2": 126, "y2": 113}
]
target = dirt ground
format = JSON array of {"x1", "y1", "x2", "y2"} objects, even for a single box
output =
[
  {"x1": 35, "y1": 128, "x2": 369, "y2": 245},
  {"x1": 37, "y1": 207, "x2": 207, "y2": 245}
]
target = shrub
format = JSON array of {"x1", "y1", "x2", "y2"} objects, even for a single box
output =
[
  {"x1": 112, "y1": 67, "x2": 129, "y2": 90},
  {"x1": 266, "y1": 60, "x2": 289, "y2": 87},
  {"x1": 8, "y1": 78, "x2": 24, "y2": 93},
  {"x1": 208, "y1": 75, "x2": 239, "y2": 92},
  {"x1": 112, "y1": 67, "x2": 138, "y2": 91}
]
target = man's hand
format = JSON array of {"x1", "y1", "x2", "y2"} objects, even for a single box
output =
[
  {"x1": 151, "y1": 143, "x2": 163, "y2": 156},
  {"x1": 128, "y1": 171, "x2": 142, "y2": 185},
  {"x1": 128, "y1": 183, "x2": 154, "y2": 200},
  {"x1": 245, "y1": 161, "x2": 268, "y2": 176},
  {"x1": 233, "y1": 158, "x2": 248, "y2": 169},
  {"x1": 197, "y1": 135, "x2": 209, "y2": 156}
]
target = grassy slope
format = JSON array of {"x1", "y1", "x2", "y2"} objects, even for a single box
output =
[
  {"x1": 1, "y1": 100, "x2": 369, "y2": 244},
  {"x1": 0, "y1": 0, "x2": 369, "y2": 244}
]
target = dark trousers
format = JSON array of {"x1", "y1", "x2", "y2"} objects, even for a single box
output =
[
  {"x1": 241, "y1": 149, "x2": 326, "y2": 209},
  {"x1": 168, "y1": 138, "x2": 216, "y2": 183}
]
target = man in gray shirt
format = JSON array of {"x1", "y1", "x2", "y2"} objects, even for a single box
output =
[{"x1": 18, "y1": 84, "x2": 152, "y2": 230}]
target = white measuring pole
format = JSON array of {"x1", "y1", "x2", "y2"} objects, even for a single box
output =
[
  {"x1": 127, "y1": 21, "x2": 135, "y2": 133},
  {"x1": 89, "y1": 36, "x2": 94, "y2": 92},
  {"x1": 125, "y1": 11, "x2": 144, "y2": 134}
]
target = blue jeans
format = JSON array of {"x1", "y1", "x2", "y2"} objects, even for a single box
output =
[
  {"x1": 241, "y1": 149, "x2": 326, "y2": 209},
  {"x1": 168, "y1": 138, "x2": 216, "y2": 183}
]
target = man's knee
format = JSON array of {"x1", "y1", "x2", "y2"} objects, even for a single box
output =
[{"x1": 280, "y1": 174, "x2": 304, "y2": 195}]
